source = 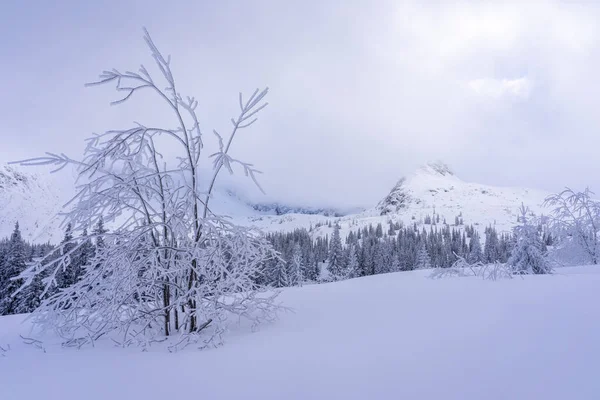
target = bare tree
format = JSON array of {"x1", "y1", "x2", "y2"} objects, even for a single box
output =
[
  {"x1": 544, "y1": 188, "x2": 600, "y2": 265},
  {"x1": 12, "y1": 28, "x2": 281, "y2": 348}
]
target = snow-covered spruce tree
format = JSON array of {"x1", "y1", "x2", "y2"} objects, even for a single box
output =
[
  {"x1": 415, "y1": 241, "x2": 431, "y2": 270},
  {"x1": 508, "y1": 204, "x2": 551, "y2": 275},
  {"x1": 55, "y1": 223, "x2": 77, "y2": 289},
  {"x1": 270, "y1": 259, "x2": 290, "y2": 288},
  {"x1": 346, "y1": 244, "x2": 360, "y2": 279},
  {"x1": 467, "y1": 230, "x2": 483, "y2": 264},
  {"x1": 374, "y1": 238, "x2": 392, "y2": 274},
  {"x1": 327, "y1": 224, "x2": 346, "y2": 281},
  {"x1": 13, "y1": 29, "x2": 280, "y2": 348},
  {"x1": 544, "y1": 187, "x2": 600, "y2": 265},
  {"x1": 484, "y1": 227, "x2": 500, "y2": 264},
  {"x1": 92, "y1": 216, "x2": 107, "y2": 250},
  {"x1": 289, "y1": 243, "x2": 304, "y2": 287},
  {"x1": 0, "y1": 223, "x2": 27, "y2": 315}
]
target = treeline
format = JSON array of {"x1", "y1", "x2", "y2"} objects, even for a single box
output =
[
  {"x1": 0, "y1": 217, "x2": 551, "y2": 314},
  {"x1": 263, "y1": 221, "x2": 550, "y2": 287},
  {"x1": 0, "y1": 219, "x2": 107, "y2": 316}
]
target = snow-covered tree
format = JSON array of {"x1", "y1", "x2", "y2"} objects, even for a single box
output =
[
  {"x1": 0, "y1": 223, "x2": 27, "y2": 315},
  {"x1": 13, "y1": 29, "x2": 280, "y2": 347},
  {"x1": 467, "y1": 231, "x2": 483, "y2": 264},
  {"x1": 508, "y1": 204, "x2": 551, "y2": 275},
  {"x1": 415, "y1": 241, "x2": 431, "y2": 269},
  {"x1": 270, "y1": 259, "x2": 290, "y2": 288},
  {"x1": 375, "y1": 223, "x2": 383, "y2": 238},
  {"x1": 374, "y1": 239, "x2": 393, "y2": 274},
  {"x1": 544, "y1": 188, "x2": 600, "y2": 265},
  {"x1": 484, "y1": 227, "x2": 500, "y2": 264},
  {"x1": 289, "y1": 244, "x2": 304, "y2": 287},
  {"x1": 327, "y1": 224, "x2": 346, "y2": 281},
  {"x1": 92, "y1": 216, "x2": 107, "y2": 250},
  {"x1": 346, "y1": 244, "x2": 360, "y2": 279},
  {"x1": 56, "y1": 223, "x2": 77, "y2": 289}
]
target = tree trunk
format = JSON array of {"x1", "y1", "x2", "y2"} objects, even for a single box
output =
[{"x1": 163, "y1": 282, "x2": 170, "y2": 336}]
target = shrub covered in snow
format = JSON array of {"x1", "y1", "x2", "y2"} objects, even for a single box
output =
[
  {"x1": 508, "y1": 204, "x2": 551, "y2": 275},
  {"x1": 12, "y1": 29, "x2": 281, "y2": 349}
]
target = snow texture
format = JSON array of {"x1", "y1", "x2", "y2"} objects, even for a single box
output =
[
  {"x1": 0, "y1": 164, "x2": 65, "y2": 243},
  {"x1": 1, "y1": 266, "x2": 599, "y2": 400}
]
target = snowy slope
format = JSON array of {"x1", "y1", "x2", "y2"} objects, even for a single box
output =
[
  {"x1": 0, "y1": 164, "x2": 65, "y2": 243},
  {"x1": 0, "y1": 164, "x2": 263, "y2": 243},
  {"x1": 1, "y1": 266, "x2": 599, "y2": 400},
  {"x1": 376, "y1": 162, "x2": 549, "y2": 231}
]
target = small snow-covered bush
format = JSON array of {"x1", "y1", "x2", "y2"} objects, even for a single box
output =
[
  {"x1": 429, "y1": 255, "x2": 480, "y2": 279},
  {"x1": 13, "y1": 29, "x2": 281, "y2": 349},
  {"x1": 508, "y1": 204, "x2": 552, "y2": 275},
  {"x1": 478, "y1": 262, "x2": 514, "y2": 281},
  {"x1": 429, "y1": 255, "x2": 513, "y2": 281}
]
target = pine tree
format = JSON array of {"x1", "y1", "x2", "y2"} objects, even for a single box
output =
[
  {"x1": 468, "y1": 230, "x2": 483, "y2": 263},
  {"x1": 484, "y1": 226, "x2": 500, "y2": 263},
  {"x1": 270, "y1": 259, "x2": 290, "y2": 288},
  {"x1": 390, "y1": 254, "x2": 401, "y2": 273},
  {"x1": 415, "y1": 241, "x2": 431, "y2": 269},
  {"x1": 508, "y1": 204, "x2": 551, "y2": 274},
  {"x1": 93, "y1": 216, "x2": 107, "y2": 249},
  {"x1": 289, "y1": 244, "x2": 304, "y2": 287},
  {"x1": 327, "y1": 224, "x2": 346, "y2": 281},
  {"x1": 387, "y1": 221, "x2": 396, "y2": 237},
  {"x1": 0, "y1": 222, "x2": 28, "y2": 315},
  {"x1": 374, "y1": 239, "x2": 393, "y2": 274},
  {"x1": 56, "y1": 223, "x2": 77, "y2": 289},
  {"x1": 375, "y1": 223, "x2": 383, "y2": 238},
  {"x1": 346, "y1": 245, "x2": 360, "y2": 279},
  {"x1": 305, "y1": 248, "x2": 318, "y2": 282},
  {"x1": 71, "y1": 229, "x2": 95, "y2": 285}
]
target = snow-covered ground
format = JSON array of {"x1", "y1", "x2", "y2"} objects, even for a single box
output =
[{"x1": 1, "y1": 266, "x2": 599, "y2": 400}]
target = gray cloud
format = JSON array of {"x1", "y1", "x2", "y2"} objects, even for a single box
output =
[{"x1": 1, "y1": 0, "x2": 599, "y2": 209}]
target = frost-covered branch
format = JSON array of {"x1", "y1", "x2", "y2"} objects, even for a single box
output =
[
  {"x1": 429, "y1": 254, "x2": 514, "y2": 281},
  {"x1": 11, "y1": 28, "x2": 280, "y2": 349},
  {"x1": 205, "y1": 88, "x2": 269, "y2": 217}
]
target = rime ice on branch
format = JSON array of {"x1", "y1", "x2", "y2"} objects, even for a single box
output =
[{"x1": 12, "y1": 28, "x2": 281, "y2": 348}]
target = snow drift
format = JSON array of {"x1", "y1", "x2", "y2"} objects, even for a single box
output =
[{"x1": 1, "y1": 266, "x2": 599, "y2": 400}]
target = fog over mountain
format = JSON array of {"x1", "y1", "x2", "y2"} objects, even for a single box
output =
[{"x1": 1, "y1": 1, "x2": 600, "y2": 209}]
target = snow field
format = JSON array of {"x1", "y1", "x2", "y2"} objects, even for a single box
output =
[{"x1": 1, "y1": 266, "x2": 599, "y2": 400}]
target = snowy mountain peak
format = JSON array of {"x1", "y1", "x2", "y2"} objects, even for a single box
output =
[
  {"x1": 369, "y1": 161, "x2": 550, "y2": 233},
  {"x1": 0, "y1": 165, "x2": 34, "y2": 189},
  {"x1": 377, "y1": 162, "x2": 457, "y2": 215},
  {"x1": 417, "y1": 161, "x2": 454, "y2": 177},
  {"x1": 377, "y1": 178, "x2": 411, "y2": 215}
]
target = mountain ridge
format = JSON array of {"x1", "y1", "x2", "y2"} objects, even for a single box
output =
[{"x1": 0, "y1": 161, "x2": 551, "y2": 243}]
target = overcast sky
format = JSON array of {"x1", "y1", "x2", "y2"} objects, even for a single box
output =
[{"x1": 1, "y1": 1, "x2": 599, "y2": 208}]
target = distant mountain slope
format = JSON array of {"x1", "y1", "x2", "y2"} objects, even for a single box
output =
[
  {"x1": 375, "y1": 162, "x2": 549, "y2": 231},
  {"x1": 0, "y1": 161, "x2": 552, "y2": 244},
  {"x1": 0, "y1": 165, "x2": 64, "y2": 243},
  {"x1": 237, "y1": 162, "x2": 551, "y2": 239}
]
